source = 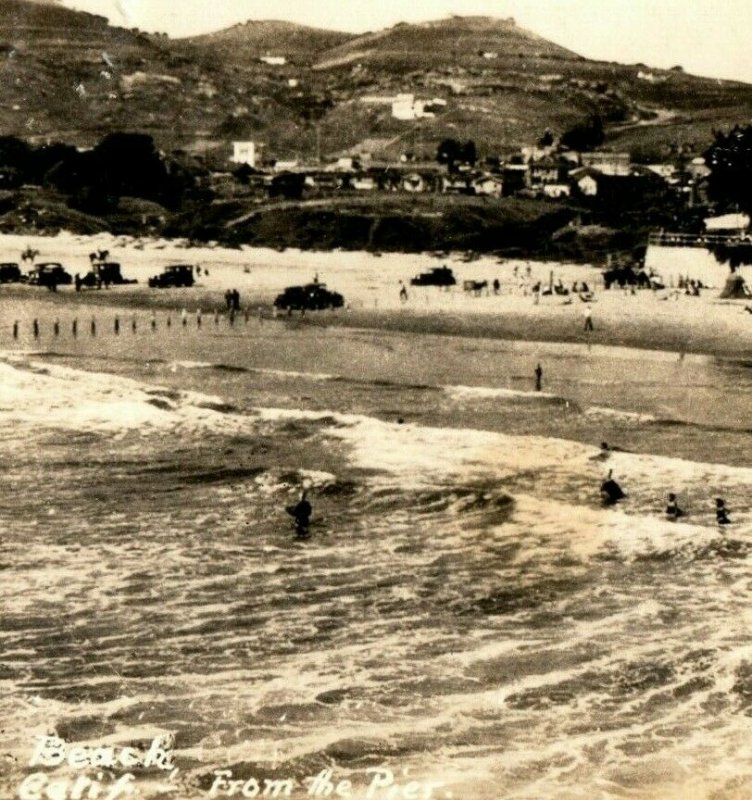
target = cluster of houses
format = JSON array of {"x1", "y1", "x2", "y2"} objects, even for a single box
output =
[{"x1": 226, "y1": 138, "x2": 712, "y2": 204}]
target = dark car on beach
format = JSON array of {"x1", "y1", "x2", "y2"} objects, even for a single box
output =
[
  {"x1": 410, "y1": 265, "x2": 457, "y2": 287},
  {"x1": 148, "y1": 264, "x2": 195, "y2": 288},
  {"x1": 0, "y1": 262, "x2": 21, "y2": 283},
  {"x1": 27, "y1": 263, "x2": 72, "y2": 289},
  {"x1": 274, "y1": 283, "x2": 345, "y2": 312},
  {"x1": 79, "y1": 262, "x2": 137, "y2": 289}
]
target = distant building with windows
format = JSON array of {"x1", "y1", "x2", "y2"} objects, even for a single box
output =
[
  {"x1": 231, "y1": 142, "x2": 256, "y2": 168},
  {"x1": 579, "y1": 151, "x2": 631, "y2": 176}
]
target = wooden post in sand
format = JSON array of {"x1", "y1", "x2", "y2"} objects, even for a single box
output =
[
  {"x1": 72, "y1": 319, "x2": 78, "y2": 337},
  {"x1": 132, "y1": 315, "x2": 137, "y2": 333},
  {"x1": 33, "y1": 319, "x2": 39, "y2": 338},
  {"x1": 90, "y1": 317, "x2": 96, "y2": 337},
  {"x1": 12, "y1": 321, "x2": 18, "y2": 339},
  {"x1": 53, "y1": 319, "x2": 60, "y2": 337},
  {"x1": 114, "y1": 316, "x2": 120, "y2": 335}
]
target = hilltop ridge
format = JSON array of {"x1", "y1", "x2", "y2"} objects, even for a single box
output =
[{"x1": 0, "y1": 0, "x2": 749, "y2": 162}]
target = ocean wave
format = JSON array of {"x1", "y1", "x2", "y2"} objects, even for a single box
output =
[
  {"x1": 584, "y1": 405, "x2": 658, "y2": 423},
  {"x1": 445, "y1": 384, "x2": 564, "y2": 402}
]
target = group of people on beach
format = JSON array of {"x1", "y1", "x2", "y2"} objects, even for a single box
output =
[
  {"x1": 224, "y1": 289, "x2": 241, "y2": 311},
  {"x1": 598, "y1": 445, "x2": 732, "y2": 525}
]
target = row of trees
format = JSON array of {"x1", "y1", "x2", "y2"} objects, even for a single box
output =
[{"x1": 0, "y1": 133, "x2": 194, "y2": 213}]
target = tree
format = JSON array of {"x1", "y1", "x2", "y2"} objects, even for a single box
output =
[
  {"x1": 704, "y1": 125, "x2": 752, "y2": 214},
  {"x1": 560, "y1": 115, "x2": 604, "y2": 152},
  {"x1": 437, "y1": 138, "x2": 477, "y2": 172},
  {"x1": 461, "y1": 140, "x2": 477, "y2": 167},
  {"x1": 437, "y1": 138, "x2": 462, "y2": 170},
  {"x1": 269, "y1": 172, "x2": 305, "y2": 200},
  {"x1": 538, "y1": 129, "x2": 554, "y2": 147},
  {"x1": 0, "y1": 136, "x2": 32, "y2": 185}
]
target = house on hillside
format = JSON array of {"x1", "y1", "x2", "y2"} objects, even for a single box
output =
[
  {"x1": 401, "y1": 172, "x2": 428, "y2": 193},
  {"x1": 260, "y1": 56, "x2": 286, "y2": 66},
  {"x1": 704, "y1": 213, "x2": 750, "y2": 233},
  {"x1": 579, "y1": 151, "x2": 631, "y2": 176},
  {"x1": 542, "y1": 183, "x2": 571, "y2": 199},
  {"x1": 231, "y1": 141, "x2": 256, "y2": 168},
  {"x1": 645, "y1": 163, "x2": 677, "y2": 181},
  {"x1": 472, "y1": 175, "x2": 504, "y2": 197},
  {"x1": 572, "y1": 169, "x2": 665, "y2": 205},
  {"x1": 687, "y1": 156, "x2": 711, "y2": 180},
  {"x1": 441, "y1": 175, "x2": 471, "y2": 194},
  {"x1": 530, "y1": 156, "x2": 566, "y2": 186},
  {"x1": 501, "y1": 163, "x2": 530, "y2": 196},
  {"x1": 272, "y1": 159, "x2": 300, "y2": 172},
  {"x1": 570, "y1": 167, "x2": 601, "y2": 196},
  {"x1": 391, "y1": 94, "x2": 446, "y2": 121},
  {"x1": 352, "y1": 176, "x2": 377, "y2": 191}
]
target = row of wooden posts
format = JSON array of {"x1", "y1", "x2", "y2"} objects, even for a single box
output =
[{"x1": 11, "y1": 308, "x2": 258, "y2": 339}]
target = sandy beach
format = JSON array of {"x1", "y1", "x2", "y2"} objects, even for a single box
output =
[{"x1": 2, "y1": 231, "x2": 752, "y2": 359}]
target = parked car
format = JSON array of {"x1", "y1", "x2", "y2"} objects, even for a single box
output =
[
  {"x1": 78, "y1": 262, "x2": 137, "y2": 289},
  {"x1": 410, "y1": 265, "x2": 456, "y2": 287},
  {"x1": 27, "y1": 263, "x2": 72, "y2": 290},
  {"x1": 274, "y1": 283, "x2": 345, "y2": 311},
  {"x1": 0, "y1": 262, "x2": 22, "y2": 283},
  {"x1": 148, "y1": 264, "x2": 195, "y2": 288}
]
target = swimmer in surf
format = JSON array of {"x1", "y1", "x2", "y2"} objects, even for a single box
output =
[
  {"x1": 716, "y1": 497, "x2": 731, "y2": 525},
  {"x1": 288, "y1": 490, "x2": 312, "y2": 537},
  {"x1": 600, "y1": 470, "x2": 625, "y2": 506}
]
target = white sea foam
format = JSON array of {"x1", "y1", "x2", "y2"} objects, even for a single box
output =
[
  {"x1": 445, "y1": 384, "x2": 560, "y2": 401},
  {"x1": 585, "y1": 405, "x2": 658, "y2": 423},
  {"x1": 0, "y1": 358, "x2": 246, "y2": 436}
]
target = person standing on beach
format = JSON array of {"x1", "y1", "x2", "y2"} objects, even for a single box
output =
[
  {"x1": 716, "y1": 498, "x2": 731, "y2": 525},
  {"x1": 535, "y1": 363, "x2": 543, "y2": 392},
  {"x1": 666, "y1": 493, "x2": 684, "y2": 520},
  {"x1": 584, "y1": 305, "x2": 594, "y2": 332}
]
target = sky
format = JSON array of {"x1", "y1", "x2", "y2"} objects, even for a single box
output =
[{"x1": 59, "y1": 0, "x2": 752, "y2": 84}]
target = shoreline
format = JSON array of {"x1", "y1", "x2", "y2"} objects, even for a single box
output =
[
  {"x1": 0, "y1": 230, "x2": 750, "y2": 361},
  {"x1": 1, "y1": 286, "x2": 750, "y2": 361}
]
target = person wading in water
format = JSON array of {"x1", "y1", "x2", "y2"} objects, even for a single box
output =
[{"x1": 287, "y1": 490, "x2": 312, "y2": 537}]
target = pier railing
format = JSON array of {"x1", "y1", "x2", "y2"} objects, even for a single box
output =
[{"x1": 648, "y1": 231, "x2": 748, "y2": 248}]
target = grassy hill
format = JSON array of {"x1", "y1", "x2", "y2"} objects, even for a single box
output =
[
  {"x1": 0, "y1": 1, "x2": 751, "y2": 162},
  {"x1": 187, "y1": 20, "x2": 354, "y2": 66}
]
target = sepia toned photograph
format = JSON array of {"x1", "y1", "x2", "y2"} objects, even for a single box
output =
[{"x1": 3, "y1": 1, "x2": 752, "y2": 798}]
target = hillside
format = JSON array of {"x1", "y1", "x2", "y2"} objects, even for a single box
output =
[
  {"x1": 0, "y1": 1, "x2": 751, "y2": 162},
  {"x1": 187, "y1": 20, "x2": 354, "y2": 66}
]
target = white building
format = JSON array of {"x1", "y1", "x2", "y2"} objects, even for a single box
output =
[
  {"x1": 231, "y1": 141, "x2": 256, "y2": 168},
  {"x1": 543, "y1": 183, "x2": 571, "y2": 199},
  {"x1": 704, "y1": 213, "x2": 750, "y2": 232},
  {"x1": 391, "y1": 94, "x2": 444, "y2": 121},
  {"x1": 260, "y1": 56, "x2": 286, "y2": 66}
]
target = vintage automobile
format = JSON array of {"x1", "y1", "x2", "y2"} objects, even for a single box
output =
[
  {"x1": 78, "y1": 262, "x2": 137, "y2": 289},
  {"x1": 0, "y1": 262, "x2": 22, "y2": 283},
  {"x1": 273, "y1": 283, "x2": 345, "y2": 311},
  {"x1": 148, "y1": 264, "x2": 195, "y2": 288},
  {"x1": 27, "y1": 263, "x2": 73, "y2": 289},
  {"x1": 410, "y1": 265, "x2": 457, "y2": 287}
]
